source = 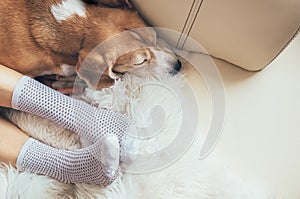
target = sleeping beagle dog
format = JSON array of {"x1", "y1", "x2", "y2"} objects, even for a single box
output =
[{"x1": 0, "y1": 0, "x2": 181, "y2": 93}]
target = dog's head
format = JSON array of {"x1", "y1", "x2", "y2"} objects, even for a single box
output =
[{"x1": 76, "y1": 27, "x2": 181, "y2": 89}]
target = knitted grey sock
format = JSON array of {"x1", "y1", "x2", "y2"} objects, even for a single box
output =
[
  {"x1": 12, "y1": 76, "x2": 137, "y2": 163},
  {"x1": 17, "y1": 135, "x2": 120, "y2": 186}
]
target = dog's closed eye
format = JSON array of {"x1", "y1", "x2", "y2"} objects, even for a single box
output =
[
  {"x1": 132, "y1": 53, "x2": 149, "y2": 66},
  {"x1": 134, "y1": 58, "x2": 147, "y2": 65},
  {"x1": 113, "y1": 49, "x2": 150, "y2": 70},
  {"x1": 108, "y1": 48, "x2": 154, "y2": 78}
]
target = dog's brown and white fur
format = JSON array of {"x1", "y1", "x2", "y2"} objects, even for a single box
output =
[{"x1": 0, "y1": 0, "x2": 180, "y2": 90}]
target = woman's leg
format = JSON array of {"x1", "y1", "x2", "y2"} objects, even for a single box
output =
[
  {"x1": 0, "y1": 115, "x2": 120, "y2": 185},
  {"x1": 0, "y1": 64, "x2": 23, "y2": 108},
  {"x1": 10, "y1": 70, "x2": 137, "y2": 164},
  {"x1": 0, "y1": 64, "x2": 120, "y2": 185},
  {"x1": 0, "y1": 64, "x2": 29, "y2": 166},
  {"x1": 0, "y1": 115, "x2": 29, "y2": 167}
]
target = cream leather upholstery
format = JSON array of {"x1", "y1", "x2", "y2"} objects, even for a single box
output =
[{"x1": 131, "y1": 0, "x2": 300, "y2": 71}]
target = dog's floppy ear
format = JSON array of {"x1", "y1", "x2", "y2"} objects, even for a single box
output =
[
  {"x1": 76, "y1": 49, "x2": 113, "y2": 88},
  {"x1": 130, "y1": 27, "x2": 157, "y2": 46}
]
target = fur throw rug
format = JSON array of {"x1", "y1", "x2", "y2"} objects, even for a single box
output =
[{"x1": 0, "y1": 72, "x2": 274, "y2": 199}]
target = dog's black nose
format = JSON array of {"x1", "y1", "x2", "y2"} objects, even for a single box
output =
[
  {"x1": 169, "y1": 60, "x2": 182, "y2": 75},
  {"x1": 174, "y1": 60, "x2": 182, "y2": 72},
  {"x1": 170, "y1": 60, "x2": 182, "y2": 75}
]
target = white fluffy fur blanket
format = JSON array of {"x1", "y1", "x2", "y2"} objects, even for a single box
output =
[{"x1": 0, "y1": 72, "x2": 274, "y2": 198}]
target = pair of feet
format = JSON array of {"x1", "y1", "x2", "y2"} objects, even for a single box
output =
[{"x1": 12, "y1": 76, "x2": 137, "y2": 186}]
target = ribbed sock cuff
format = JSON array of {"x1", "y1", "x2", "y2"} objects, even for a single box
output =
[
  {"x1": 11, "y1": 76, "x2": 31, "y2": 110},
  {"x1": 16, "y1": 138, "x2": 36, "y2": 171}
]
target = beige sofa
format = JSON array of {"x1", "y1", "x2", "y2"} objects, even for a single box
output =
[
  {"x1": 131, "y1": 1, "x2": 300, "y2": 198},
  {"x1": 132, "y1": 0, "x2": 300, "y2": 71}
]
